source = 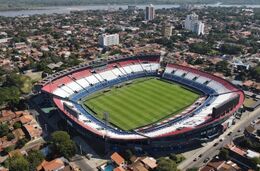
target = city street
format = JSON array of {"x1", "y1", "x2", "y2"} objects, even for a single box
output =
[{"x1": 178, "y1": 107, "x2": 260, "y2": 170}]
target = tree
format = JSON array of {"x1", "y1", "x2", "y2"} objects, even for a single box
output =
[
  {"x1": 169, "y1": 153, "x2": 177, "y2": 161},
  {"x1": 124, "y1": 149, "x2": 133, "y2": 162},
  {"x1": 9, "y1": 154, "x2": 29, "y2": 171},
  {"x1": 0, "y1": 123, "x2": 9, "y2": 137},
  {"x1": 5, "y1": 73, "x2": 33, "y2": 94},
  {"x1": 251, "y1": 157, "x2": 260, "y2": 169},
  {"x1": 0, "y1": 86, "x2": 21, "y2": 106},
  {"x1": 7, "y1": 133, "x2": 15, "y2": 141},
  {"x1": 50, "y1": 131, "x2": 76, "y2": 159},
  {"x1": 189, "y1": 42, "x2": 212, "y2": 55},
  {"x1": 156, "y1": 157, "x2": 177, "y2": 171},
  {"x1": 219, "y1": 148, "x2": 229, "y2": 160},
  {"x1": 193, "y1": 58, "x2": 204, "y2": 65},
  {"x1": 220, "y1": 44, "x2": 243, "y2": 55},
  {"x1": 16, "y1": 138, "x2": 29, "y2": 148},
  {"x1": 13, "y1": 122, "x2": 22, "y2": 129},
  {"x1": 27, "y1": 150, "x2": 44, "y2": 171},
  {"x1": 187, "y1": 168, "x2": 199, "y2": 171},
  {"x1": 169, "y1": 154, "x2": 185, "y2": 164},
  {"x1": 3, "y1": 145, "x2": 15, "y2": 154},
  {"x1": 215, "y1": 60, "x2": 231, "y2": 76}
]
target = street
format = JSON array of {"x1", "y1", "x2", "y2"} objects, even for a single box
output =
[{"x1": 178, "y1": 107, "x2": 260, "y2": 170}]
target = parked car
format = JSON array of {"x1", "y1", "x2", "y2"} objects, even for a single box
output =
[{"x1": 203, "y1": 158, "x2": 210, "y2": 163}]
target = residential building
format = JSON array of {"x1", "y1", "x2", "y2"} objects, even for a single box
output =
[
  {"x1": 145, "y1": 4, "x2": 155, "y2": 21},
  {"x1": 162, "y1": 24, "x2": 173, "y2": 38},
  {"x1": 111, "y1": 152, "x2": 126, "y2": 168},
  {"x1": 98, "y1": 34, "x2": 119, "y2": 47},
  {"x1": 244, "y1": 119, "x2": 260, "y2": 143},
  {"x1": 184, "y1": 13, "x2": 205, "y2": 35},
  {"x1": 128, "y1": 5, "x2": 137, "y2": 11},
  {"x1": 37, "y1": 158, "x2": 65, "y2": 171},
  {"x1": 201, "y1": 159, "x2": 242, "y2": 171}
]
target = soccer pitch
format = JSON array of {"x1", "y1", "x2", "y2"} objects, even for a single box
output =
[{"x1": 84, "y1": 78, "x2": 200, "y2": 131}]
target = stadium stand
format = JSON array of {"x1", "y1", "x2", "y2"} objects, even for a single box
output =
[{"x1": 37, "y1": 54, "x2": 244, "y2": 149}]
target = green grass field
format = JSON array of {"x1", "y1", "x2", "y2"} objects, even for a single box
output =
[{"x1": 84, "y1": 78, "x2": 199, "y2": 131}]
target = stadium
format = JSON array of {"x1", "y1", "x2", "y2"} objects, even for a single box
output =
[{"x1": 36, "y1": 53, "x2": 244, "y2": 153}]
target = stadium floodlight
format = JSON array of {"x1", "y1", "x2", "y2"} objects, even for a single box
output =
[{"x1": 104, "y1": 112, "x2": 109, "y2": 138}]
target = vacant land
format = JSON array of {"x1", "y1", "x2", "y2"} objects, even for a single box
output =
[{"x1": 84, "y1": 78, "x2": 199, "y2": 131}]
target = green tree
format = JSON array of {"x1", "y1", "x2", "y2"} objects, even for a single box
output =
[
  {"x1": 7, "y1": 133, "x2": 15, "y2": 141},
  {"x1": 169, "y1": 153, "x2": 177, "y2": 161},
  {"x1": 156, "y1": 157, "x2": 177, "y2": 171},
  {"x1": 215, "y1": 60, "x2": 231, "y2": 76},
  {"x1": 251, "y1": 157, "x2": 260, "y2": 169},
  {"x1": 9, "y1": 154, "x2": 29, "y2": 171},
  {"x1": 3, "y1": 145, "x2": 15, "y2": 154},
  {"x1": 187, "y1": 168, "x2": 199, "y2": 171},
  {"x1": 0, "y1": 123, "x2": 9, "y2": 137},
  {"x1": 13, "y1": 122, "x2": 22, "y2": 129},
  {"x1": 27, "y1": 150, "x2": 44, "y2": 171},
  {"x1": 189, "y1": 42, "x2": 212, "y2": 55},
  {"x1": 16, "y1": 138, "x2": 29, "y2": 148},
  {"x1": 0, "y1": 86, "x2": 21, "y2": 106},
  {"x1": 5, "y1": 73, "x2": 33, "y2": 94},
  {"x1": 219, "y1": 148, "x2": 229, "y2": 160},
  {"x1": 193, "y1": 58, "x2": 204, "y2": 65},
  {"x1": 124, "y1": 149, "x2": 133, "y2": 162},
  {"x1": 220, "y1": 44, "x2": 243, "y2": 55},
  {"x1": 50, "y1": 131, "x2": 76, "y2": 159}
]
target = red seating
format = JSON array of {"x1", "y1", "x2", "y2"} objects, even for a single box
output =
[
  {"x1": 53, "y1": 98, "x2": 102, "y2": 136},
  {"x1": 42, "y1": 76, "x2": 71, "y2": 92},
  {"x1": 71, "y1": 69, "x2": 91, "y2": 80}
]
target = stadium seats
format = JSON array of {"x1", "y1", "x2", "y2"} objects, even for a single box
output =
[{"x1": 42, "y1": 60, "x2": 244, "y2": 140}]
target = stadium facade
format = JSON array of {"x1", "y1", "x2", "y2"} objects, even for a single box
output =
[{"x1": 36, "y1": 53, "x2": 244, "y2": 153}]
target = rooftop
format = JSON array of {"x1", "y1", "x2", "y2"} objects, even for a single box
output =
[{"x1": 111, "y1": 152, "x2": 125, "y2": 166}]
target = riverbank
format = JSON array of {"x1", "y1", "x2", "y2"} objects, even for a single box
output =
[{"x1": 0, "y1": 3, "x2": 260, "y2": 17}]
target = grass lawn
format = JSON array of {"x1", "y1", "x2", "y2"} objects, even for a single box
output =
[{"x1": 84, "y1": 78, "x2": 199, "y2": 131}]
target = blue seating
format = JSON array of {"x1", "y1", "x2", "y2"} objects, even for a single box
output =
[{"x1": 67, "y1": 70, "x2": 217, "y2": 135}]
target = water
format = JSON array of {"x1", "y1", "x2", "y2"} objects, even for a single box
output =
[
  {"x1": 0, "y1": 4, "x2": 260, "y2": 17},
  {"x1": 104, "y1": 164, "x2": 115, "y2": 171},
  {"x1": 0, "y1": 5, "x2": 178, "y2": 17}
]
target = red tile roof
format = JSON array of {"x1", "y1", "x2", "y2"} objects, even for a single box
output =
[
  {"x1": 37, "y1": 159, "x2": 65, "y2": 171},
  {"x1": 111, "y1": 152, "x2": 125, "y2": 166}
]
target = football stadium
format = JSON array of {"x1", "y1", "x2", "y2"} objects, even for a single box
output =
[{"x1": 36, "y1": 53, "x2": 244, "y2": 153}]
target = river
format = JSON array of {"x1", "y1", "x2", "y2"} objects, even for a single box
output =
[{"x1": 0, "y1": 4, "x2": 260, "y2": 17}]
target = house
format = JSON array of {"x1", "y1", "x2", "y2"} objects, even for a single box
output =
[
  {"x1": 37, "y1": 158, "x2": 65, "y2": 171},
  {"x1": 23, "y1": 124, "x2": 42, "y2": 140},
  {"x1": 225, "y1": 144, "x2": 257, "y2": 169},
  {"x1": 128, "y1": 156, "x2": 157, "y2": 171},
  {"x1": 19, "y1": 114, "x2": 34, "y2": 125},
  {"x1": 12, "y1": 128, "x2": 25, "y2": 140},
  {"x1": 140, "y1": 157, "x2": 157, "y2": 170},
  {"x1": 0, "y1": 166, "x2": 8, "y2": 171},
  {"x1": 114, "y1": 166, "x2": 126, "y2": 171},
  {"x1": 111, "y1": 152, "x2": 126, "y2": 167},
  {"x1": 0, "y1": 110, "x2": 16, "y2": 122},
  {"x1": 200, "y1": 159, "x2": 241, "y2": 171}
]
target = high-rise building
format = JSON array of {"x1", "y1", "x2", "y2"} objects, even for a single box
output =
[
  {"x1": 162, "y1": 24, "x2": 173, "y2": 38},
  {"x1": 128, "y1": 5, "x2": 137, "y2": 11},
  {"x1": 184, "y1": 13, "x2": 205, "y2": 35},
  {"x1": 145, "y1": 4, "x2": 155, "y2": 21},
  {"x1": 98, "y1": 34, "x2": 119, "y2": 47}
]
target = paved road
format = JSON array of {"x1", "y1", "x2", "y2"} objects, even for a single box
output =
[
  {"x1": 178, "y1": 107, "x2": 260, "y2": 170},
  {"x1": 70, "y1": 155, "x2": 95, "y2": 171}
]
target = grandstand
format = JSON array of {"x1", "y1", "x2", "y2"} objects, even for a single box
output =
[{"x1": 36, "y1": 53, "x2": 244, "y2": 152}]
